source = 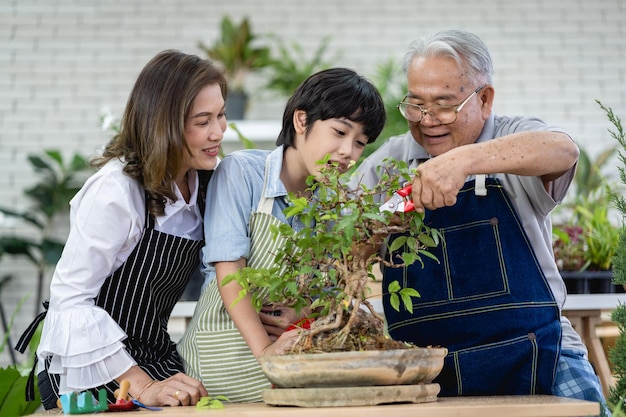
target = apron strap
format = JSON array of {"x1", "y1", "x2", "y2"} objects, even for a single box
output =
[
  {"x1": 475, "y1": 174, "x2": 487, "y2": 196},
  {"x1": 15, "y1": 300, "x2": 48, "y2": 401},
  {"x1": 15, "y1": 300, "x2": 48, "y2": 354}
]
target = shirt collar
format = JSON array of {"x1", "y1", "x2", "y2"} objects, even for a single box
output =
[
  {"x1": 157, "y1": 169, "x2": 200, "y2": 225},
  {"x1": 261, "y1": 146, "x2": 289, "y2": 199}
]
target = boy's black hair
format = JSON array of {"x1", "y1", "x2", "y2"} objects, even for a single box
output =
[{"x1": 276, "y1": 68, "x2": 386, "y2": 148}]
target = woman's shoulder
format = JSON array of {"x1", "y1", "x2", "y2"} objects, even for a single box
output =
[{"x1": 76, "y1": 158, "x2": 143, "y2": 201}]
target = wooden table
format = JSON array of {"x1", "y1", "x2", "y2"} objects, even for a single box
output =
[
  {"x1": 562, "y1": 293, "x2": 626, "y2": 398},
  {"x1": 27, "y1": 395, "x2": 600, "y2": 417}
]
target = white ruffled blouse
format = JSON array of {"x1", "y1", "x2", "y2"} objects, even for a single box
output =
[{"x1": 36, "y1": 158, "x2": 203, "y2": 393}]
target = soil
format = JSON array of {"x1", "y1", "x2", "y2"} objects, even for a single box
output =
[{"x1": 289, "y1": 307, "x2": 414, "y2": 354}]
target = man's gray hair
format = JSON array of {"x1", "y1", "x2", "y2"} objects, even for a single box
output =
[{"x1": 402, "y1": 29, "x2": 494, "y2": 86}]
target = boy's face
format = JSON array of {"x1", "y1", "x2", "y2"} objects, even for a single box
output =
[{"x1": 294, "y1": 112, "x2": 369, "y2": 178}]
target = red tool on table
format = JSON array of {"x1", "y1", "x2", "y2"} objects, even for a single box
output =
[
  {"x1": 379, "y1": 184, "x2": 415, "y2": 213},
  {"x1": 108, "y1": 380, "x2": 136, "y2": 411}
]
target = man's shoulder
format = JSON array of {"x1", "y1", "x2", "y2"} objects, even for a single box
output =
[{"x1": 493, "y1": 114, "x2": 566, "y2": 136}]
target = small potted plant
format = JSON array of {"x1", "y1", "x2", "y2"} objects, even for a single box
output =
[
  {"x1": 552, "y1": 145, "x2": 621, "y2": 293},
  {"x1": 224, "y1": 156, "x2": 447, "y2": 407},
  {"x1": 197, "y1": 16, "x2": 271, "y2": 119}
]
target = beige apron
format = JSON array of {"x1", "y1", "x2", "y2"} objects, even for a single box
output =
[{"x1": 178, "y1": 160, "x2": 289, "y2": 402}]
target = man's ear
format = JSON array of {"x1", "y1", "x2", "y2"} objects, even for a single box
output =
[
  {"x1": 480, "y1": 85, "x2": 495, "y2": 120},
  {"x1": 293, "y1": 110, "x2": 307, "y2": 134}
]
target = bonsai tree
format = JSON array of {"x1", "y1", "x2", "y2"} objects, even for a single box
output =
[{"x1": 224, "y1": 156, "x2": 440, "y2": 353}]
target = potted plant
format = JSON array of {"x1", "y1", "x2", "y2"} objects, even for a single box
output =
[
  {"x1": 552, "y1": 145, "x2": 621, "y2": 294},
  {"x1": 0, "y1": 150, "x2": 91, "y2": 316},
  {"x1": 197, "y1": 16, "x2": 271, "y2": 119},
  {"x1": 263, "y1": 35, "x2": 333, "y2": 99},
  {"x1": 224, "y1": 156, "x2": 447, "y2": 407}
]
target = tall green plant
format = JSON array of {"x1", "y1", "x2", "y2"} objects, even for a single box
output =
[
  {"x1": 597, "y1": 100, "x2": 626, "y2": 414},
  {"x1": 0, "y1": 150, "x2": 91, "y2": 316}
]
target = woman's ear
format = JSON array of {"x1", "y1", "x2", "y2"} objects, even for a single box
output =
[{"x1": 293, "y1": 110, "x2": 307, "y2": 134}]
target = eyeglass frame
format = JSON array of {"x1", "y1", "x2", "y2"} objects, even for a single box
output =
[{"x1": 397, "y1": 85, "x2": 487, "y2": 125}]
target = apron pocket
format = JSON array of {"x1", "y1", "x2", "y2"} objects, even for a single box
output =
[
  {"x1": 436, "y1": 326, "x2": 558, "y2": 396},
  {"x1": 195, "y1": 329, "x2": 270, "y2": 402}
]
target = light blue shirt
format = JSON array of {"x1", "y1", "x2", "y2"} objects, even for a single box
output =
[{"x1": 201, "y1": 146, "x2": 306, "y2": 286}]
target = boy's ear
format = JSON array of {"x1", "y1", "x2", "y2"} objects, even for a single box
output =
[{"x1": 293, "y1": 110, "x2": 307, "y2": 134}]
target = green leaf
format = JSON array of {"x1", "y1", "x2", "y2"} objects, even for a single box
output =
[
  {"x1": 387, "y1": 280, "x2": 401, "y2": 293},
  {"x1": 0, "y1": 366, "x2": 41, "y2": 417},
  {"x1": 388, "y1": 236, "x2": 407, "y2": 253},
  {"x1": 196, "y1": 395, "x2": 229, "y2": 410},
  {"x1": 389, "y1": 293, "x2": 400, "y2": 312}
]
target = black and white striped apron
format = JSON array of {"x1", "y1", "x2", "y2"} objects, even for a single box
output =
[{"x1": 35, "y1": 207, "x2": 203, "y2": 408}]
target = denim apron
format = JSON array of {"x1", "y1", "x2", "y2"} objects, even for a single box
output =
[{"x1": 382, "y1": 175, "x2": 561, "y2": 396}]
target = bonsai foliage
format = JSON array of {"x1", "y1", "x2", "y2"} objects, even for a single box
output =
[
  {"x1": 224, "y1": 156, "x2": 440, "y2": 352},
  {"x1": 198, "y1": 16, "x2": 271, "y2": 93}
]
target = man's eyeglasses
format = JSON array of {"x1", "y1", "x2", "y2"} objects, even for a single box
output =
[{"x1": 397, "y1": 85, "x2": 487, "y2": 125}]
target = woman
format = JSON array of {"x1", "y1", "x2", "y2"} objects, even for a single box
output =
[
  {"x1": 24, "y1": 49, "x2": 224, "y2": 409},
  {"x1": 177, "y1": 67, "x2": 386, "y2": 402}
]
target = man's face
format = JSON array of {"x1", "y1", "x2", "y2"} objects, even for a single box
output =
[{"x1": 404, "y1": 56, "x2": 492, "y2": 156}]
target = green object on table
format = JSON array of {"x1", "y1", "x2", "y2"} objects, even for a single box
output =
[{"x1": 59, "y1": 389, "x2": 108, "y2": 414}]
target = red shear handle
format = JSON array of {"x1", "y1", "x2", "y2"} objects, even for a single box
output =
[{"x1": 397, "y1": 184, "x2": 415, "y2": 213}]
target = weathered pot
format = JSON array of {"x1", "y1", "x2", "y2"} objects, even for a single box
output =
[
  {"x1": 258, "y1": 348, "x2": 447, "y2": 407},
  {"x1": 258, "y1": 347, "x2": 447, "y2": 388}
]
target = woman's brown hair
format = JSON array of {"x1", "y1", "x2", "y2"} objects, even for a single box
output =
[{"x1": 92, "y1": 50, "x2": 227, "y2": 217}]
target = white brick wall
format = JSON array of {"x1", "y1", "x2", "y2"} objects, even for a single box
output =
[{"x1": 1, "y1": 0, "x2": 625, "y2": 367}]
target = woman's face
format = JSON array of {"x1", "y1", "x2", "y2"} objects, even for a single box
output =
[{"x1": 182, "y1": 83, "x2": 227, "y2": 172}]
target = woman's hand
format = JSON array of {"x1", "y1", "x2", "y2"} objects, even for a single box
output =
[{"x1": 134, "y1": 373, "x2": 208, "y2": 407}]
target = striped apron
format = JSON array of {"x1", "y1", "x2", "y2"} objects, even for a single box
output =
[
  {"x1": 33, "y1": 206, "x2": 203, "y2": 409},
  {"x1": 177, "y1": 160, "x2": 288, "y2": 402}
]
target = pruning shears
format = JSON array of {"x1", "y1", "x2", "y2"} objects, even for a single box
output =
[{"x1": 379, "y1": 184, "x2": 415, "y2": 213}]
